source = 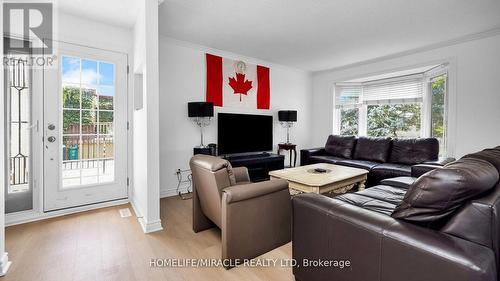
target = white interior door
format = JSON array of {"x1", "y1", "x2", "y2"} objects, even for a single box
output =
[{"x1": 43, "y1": 42, "x2": 128, "y2": 211}]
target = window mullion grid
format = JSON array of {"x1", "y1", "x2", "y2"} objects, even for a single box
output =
[
  {"x1": 97, "y1": 62, "x2": 101, "y2": 183},
  {"x1": 78, "y1": 59, "x2": 83, "y2": 186},
  {"x1": 421, "y1": 79, "x2": 432, "y2": 138},
  {"x1": 333, "y1": 86, "x2": 341, "y2": 135},
  {"x1": 442, "y1": 76, "x2": 448, "y2": 156},
  {"x1": 358, "y1": 86, "x2": 367, "y2": 136}
]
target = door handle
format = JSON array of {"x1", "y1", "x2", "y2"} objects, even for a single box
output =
[{"x1": 47, "y1": 136, "x2": 56, "y2": 142}]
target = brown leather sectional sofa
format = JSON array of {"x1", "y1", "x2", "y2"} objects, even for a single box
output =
[
  {"x1": 292, "y1": 146, "x2": 500, "y2": 281},
  {"x1": 301, "y1": 135, "x2": 455, "y2": 186}
]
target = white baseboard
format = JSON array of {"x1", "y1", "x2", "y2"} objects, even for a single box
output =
[
  {"x1": 138, "y1": 218, "x2": 163, "y2": 233},
  {"x1": 5, "y1": 199, "x2": 129, "y2": 227},
  {"x1": 0, "y1": 252, "x2": 11, "y2": 276},
  {"x1": 160, "y1": 188, "x2": 179, "y2": 198},
  {"x1": 130, "y1": 198, "x2": 164, "y2": 234}
]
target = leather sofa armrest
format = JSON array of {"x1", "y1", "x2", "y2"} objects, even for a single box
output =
[
  {"x1": 300, "y1": 147, "x2": 326, "y2": 166},
  {"x1": 221, "y1": 179, "x2": 291, "y2": 266},
  {"x1": 232, "y1": 166, "x2": 250, "y2": 183},
  {"x1": 411, "y1": 164, "x2": 442, "y2": 177},
  {"x1": 423, "y1": 156, "x2": 456, "y2": 166},
  {"x1": 292, "y1": 194, "x2": 497, "y2": 281}
]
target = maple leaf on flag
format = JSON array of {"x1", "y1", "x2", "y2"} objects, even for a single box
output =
[{"x1": 228, "y1": 73, "x2": 253, "y2": 101}]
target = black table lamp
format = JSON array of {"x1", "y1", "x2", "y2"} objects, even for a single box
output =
[
  {"x1": 188, "y1": 102, "x2": 214, "y2": 147},
  {"x1": 278, "y1": 110, "x2": 297, "y2": 144}
]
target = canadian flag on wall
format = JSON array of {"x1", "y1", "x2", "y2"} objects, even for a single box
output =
[{"x1": 206, "y1": 53, "x2": 270, "y2": 109}]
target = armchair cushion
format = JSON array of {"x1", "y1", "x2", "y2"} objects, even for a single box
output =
[
  {"x1": 324, "y1": 135, "x2": 356, "y2": 159},
  {"x1": 392, "y1": 158, "x2": 499, "y2": 224},
  {"x1": 222, "y1": 179, "x2": 291, "y2": 266},
  {"x1": 191, "y1": 154, "x2": 237, "y2": 185},
  {"x1": 232, "y1": 166, "x2": 250, "y2": 183}
]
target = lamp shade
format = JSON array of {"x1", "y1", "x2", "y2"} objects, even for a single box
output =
[
  {"x1": 278, "y1": 110, "x2": 297, "y2": 122},
  {"x1": 188, "y1": 102, "x2": 214, "y2": 117}
]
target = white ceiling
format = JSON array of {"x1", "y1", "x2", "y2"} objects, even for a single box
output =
[
  {"x1": 159, "y1": 0, "x2": 500, "y2": 71},
  {"x1": 58, "y1": 0, "x2": 140, "y2": 28}
]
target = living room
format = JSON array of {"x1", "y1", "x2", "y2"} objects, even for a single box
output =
[{"x1": 1, "y1": 1, "x2": 500, "y2": 281}]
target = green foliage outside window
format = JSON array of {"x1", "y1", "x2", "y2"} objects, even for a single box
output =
[
  {"x1": 340, "y1": 108, "x2": 359, "y2": 136},
  {"x1": 367, "y1": 104, "x2": 421, "y2": 138},
  {"x1": 338, "y1": 75, "x2": 446, "y2": 151},
  {"x1": 431, "y1": 76, "x2": 446, "y2": 139},
  {"x1": 63, "y1": 86, "x2": 113, "y2": 131}
]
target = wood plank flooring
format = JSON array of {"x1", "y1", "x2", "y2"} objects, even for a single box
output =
[{"x1": 3, "y1": 197, "x2": 294, "y2": 281}]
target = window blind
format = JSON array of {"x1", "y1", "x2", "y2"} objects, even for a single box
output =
[
  {"x1": 335, "y1": 84, "x2": 361, "y2": 109},
  {"x1": 362, "y1": 76, "x2": 423, "y2": 105}
]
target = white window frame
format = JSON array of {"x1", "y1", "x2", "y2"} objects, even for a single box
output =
[{"x1": 333, "y1": 64, "x2": 450, "y2": 152}]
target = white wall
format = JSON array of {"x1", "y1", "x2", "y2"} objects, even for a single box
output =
[
  {"x1": 132, "y1": 3, "x2": 148, "y2": 230},
  {"x1": 57, "y1": 13, "x2": 133, "y2": 54},
  {"x1": 131, "y1": 0, "x2": 162, "y2": 233},
  {"x1": 158, "y1": 37, "x2": 313, "y2": 196},
  {"x1": 311, "y1": 32, "x2": 500, "y2": 158}
]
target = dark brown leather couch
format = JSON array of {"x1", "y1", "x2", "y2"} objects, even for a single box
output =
[
  {"x1": 292, "y1": 147, "x2": 500, "y2": 281},
  {"x1": 301, "y1": 135, "x2": 455, "y2": 186},
  {"x1": 189, "y1": 155, "x2": 291, "y2": 268}
]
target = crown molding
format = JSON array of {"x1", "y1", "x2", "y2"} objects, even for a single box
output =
[{"x1": 314, "y1": 26, "x2": 500, "y2": 74}]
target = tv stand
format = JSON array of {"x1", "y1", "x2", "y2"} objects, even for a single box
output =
[{"x1": 224, "y1": 153, "x2": 284, "y2": 182}]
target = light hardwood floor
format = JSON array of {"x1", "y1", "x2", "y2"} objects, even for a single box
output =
[{"x1": 3, "y1": 197, "x2": 294, "y2": 281}]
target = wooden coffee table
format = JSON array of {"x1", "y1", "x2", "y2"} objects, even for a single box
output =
[{"x1": 269, "y1": 163, "x2": 368, "y2": 195}]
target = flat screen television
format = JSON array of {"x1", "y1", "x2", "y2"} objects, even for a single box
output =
[{"x1": 218, "y1": 113, "x2": 273, "y2": 155}]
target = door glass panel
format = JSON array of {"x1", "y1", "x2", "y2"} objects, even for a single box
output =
[
  {"x1": 63, "y1": 136, "x2": 80, "y2": 160},
  {"x1": 62, "y1": 86, "x2": 80, "y2": 108},
  {"x1": 82, "y1": 110, "x2": 97, "y2": 134},
  {"x1": 99, "y1": 62, "x2": 114, "y2": 85},
  {"x1": 61, "y1": 56, "x2": 81, "y2": 84},
  {"x1": 98, "y1": 159, "x2": 114, "y2": 183},
  {"x1": 61, "y1": 56, "x2": 116, "y2": 188},
  {"x1": 81, "y1": 59, "x2": 98, "y2": 86},
  {"x1": 63, "y1": 109, "x2": 80, "y2": 134},
  {"x1": 82, "y1": 88, "x2": 98, "y2": 109},
  {"x1": 81, "y1": 135, "x2": 98, "y2": 159},
  {"x1": 98, "y1": 86, "x2": 114, "y2": 110},
  {"x1": 98, "y1": 136, "x2": 114, "y2": 158}
]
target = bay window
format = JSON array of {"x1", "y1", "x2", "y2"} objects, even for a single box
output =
[{"x1": 334, "y1": 67, "x2": 448, "y2": 154}]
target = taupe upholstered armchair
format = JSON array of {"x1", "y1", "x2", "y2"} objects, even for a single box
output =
[{"x1": 189, "y1": 155, "x2": 291, "y2": 268}]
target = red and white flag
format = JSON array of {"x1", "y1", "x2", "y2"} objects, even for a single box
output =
[{"x1": 206, "y1": 53, "x2": 270, "y2": 109}]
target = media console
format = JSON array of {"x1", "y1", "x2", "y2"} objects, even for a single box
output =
[{"x1": 223, "y1": 153, "x2": 285, "y2": 182}]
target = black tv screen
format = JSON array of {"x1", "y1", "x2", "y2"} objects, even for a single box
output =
[{"x1": 218, "y1": 113, "x2": 273, "y2": 155}]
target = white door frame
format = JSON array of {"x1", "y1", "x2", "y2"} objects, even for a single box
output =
[
  {"x1": 5, "y1": 40, "x2": 131, "y2": 225},
  {"x1": 43, "y1": 42, "x2": 128, "y2": 211}
]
